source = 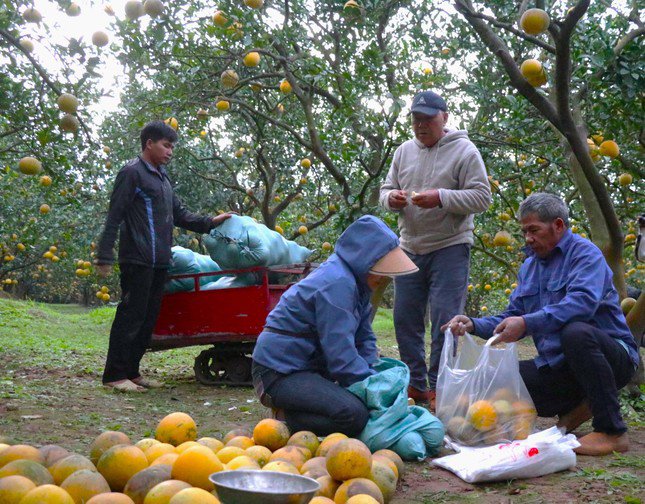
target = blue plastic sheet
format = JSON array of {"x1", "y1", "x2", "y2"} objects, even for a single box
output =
[{"x1": 347, "y1": 358, "x2": 445, "y2": 461}]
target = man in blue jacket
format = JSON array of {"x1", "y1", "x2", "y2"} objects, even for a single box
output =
[
  {"x1": 252, "y1": 215, "x2": 418, "y2": 436},
  {"x1": 443, "y1": 193, "x2": 638, "y2": 456},
  {"x1": 96, "y1": 121, "x2": 233, "y2": 392}
]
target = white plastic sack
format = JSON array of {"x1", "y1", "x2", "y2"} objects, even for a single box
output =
[
  {"x1": 436, "y1": 330, "x2": 538, "y2": 447},
  {"x1": 432, "y1": 427, "x2": 579, "y2": 483}
]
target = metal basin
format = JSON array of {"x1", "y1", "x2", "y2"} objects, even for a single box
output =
[{"x1": 209, "y1": 470, "x2": 320, "y2": 504}]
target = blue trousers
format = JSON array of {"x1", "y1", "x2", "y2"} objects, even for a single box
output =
[
  {"x1": 394, "y1": 244, "x2": 470, "y2": 391},
  {"x1": 251, "y1": 362, "x2": 369, "y2": 437},
  {"x1": 520, "y1": 321, "x2": 635, "y2": 434}
]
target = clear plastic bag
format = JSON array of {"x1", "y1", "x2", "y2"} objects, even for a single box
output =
[{"x1": 436, "y1": 330, "x2": 537, "y2": 446}]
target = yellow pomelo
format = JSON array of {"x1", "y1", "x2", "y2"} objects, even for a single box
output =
[
  {"x1": 493, "y1": 231, "x2": 512, "y2": 247},
  {"x1": 288, "y1": 431, "x2": 320, "y2": 455},
  {"x1": 269, "y1": 445, "x2": 311, "y2": 471},
  {"x1": 326, "y1": 439, "x2": 372, "y2": 481},
  {"x1": 243, "y1": 52, "x2": 261, "y2": 67},
  {"x1": 123, "y1": 465, "x2": 171, "y2": 504},
  {"x1": 175, "y1": 441, "x2": 201, "y2": 454},
  {"x1": 216, "y1": 100, "x2": 230, "y2": 111},
  {"x1": 225, "y1": 436, "x2": 254, "y2": 449},
  {"x1": 346, "y1": 496, "x2": 381, "y2": 504},
  {"x1": 144, "y1": 443, "x2": 176, "y2": 464},
  {"x1": 18, "y1": 157, "x2": 42, "y2": 175},
  {"x1": 18, "y1": 485, "x2": 75, "y2": 504},
  {"x1": 519, "y1": 8, "x2": 550, "y2": 35},
  {"x1": 0, "y1": 445, "x2": 43, "y2": 467},
  {"x1": 150, "y1": 453, "x2": 178, "y2": 468},
  {"x1": 125, "y1": 0, "x2": 144, "y2": 19},
  {"x1": 57, "y1": 93, "x2": 79, "y2": 114},
  {"x1": 244, "y1": 445, "x2": 272, "y2": 467},
  {"x1": 49, "y1": 454, "x2": 95, "y2": 485},
  {"x1": 60, "y1": 469, "x2": 111, "y2": 504},
  {"x1": 197, "y1": 437, "x2": 224, "y2": 454},
  {"x1": 86, "y1": 493, "x2": 135, "y2": 504},
  {"x1": 225, "y1": 455, "x2": 261, "y2": 471},
  {"x1": 0, "y1": 475, "x2": 36, "y2": 504},
  {"x1": 96, "y1": 445, "x2": 149, "y2": 491},
  {"x1": 311, "y1": 498, "x2": 335, "y2": 504},
  {"x1": 0, "y1": 459, "x2": 53, "y2": 485},
  {"x1": 262, "y1": 460, "x2": 300, "y2": 475},
  {"x1": 168, "y1": 487, "x2": 220, "y2": 503},
  {"x1": 39, "y1": 445, "x2": 69, "y2": 467},
  {"x1": 143, "y1": 0, "x2": 164, "y2": 17},
  {"x1": 212, "y1": 11, "x2": 227, "y2": 26},
  {"x1": 369, "y1": 459, "x2": 397, "y2": 502},
  {"x1": 92, "y1": 31, "x2": 109, "y2": 47},
  {"x1": 243, "y1": 0, "x2": 264, "y2": 8},
  {"x1": 220, "y1": 70, "x2": 239, "y2": 88},
  {"x1": 143, "y1": 480, "x2": 191, "y2": 504},
  {"x1": 155, "y1": 413, "x2": 197, "y2": 447},
  {"x1": 279, "y1": 79, "x2": 292, "y2": 93},
  {"x1": 315, "y1": 475, "x2": 339, "y2": 499},
  {"x1": 599, "y1": 140, "x2": 619, "y2": 158},
  {"x1": 316, "y1": 433, "x2": 348, "y2": 457},
  {"x1": 90, "y1": 431, "x2": 132, "y2": 465},
  {"x1": 253, "y1": 419, "x2": 290, "y2": 451},
  {"x1": 334, "y1": 478, "x2": 384, "y2": 504},
  {"x1": 467, "y1": 400, "x2": 498, "y2": 432},
  {"x1": 171, "y1": 445, "x2": 223, "y2": 490}
]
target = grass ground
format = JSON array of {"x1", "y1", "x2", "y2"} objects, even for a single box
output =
[{"x1": 0, "y1": 298, "x2": 643, "y2": 503}]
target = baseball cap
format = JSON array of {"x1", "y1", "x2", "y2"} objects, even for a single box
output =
[
  {"x1": 410, "y1": 90, "x2": 447, "y2": 117},
  {"x1": 369, "y1": 247, "x2": 418, "y2": 277}
]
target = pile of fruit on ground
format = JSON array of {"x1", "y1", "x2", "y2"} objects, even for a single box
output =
[{"x1": 0, "y1": 411, "x2": 402, "y2": 503}]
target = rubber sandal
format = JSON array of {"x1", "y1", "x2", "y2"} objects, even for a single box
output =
[{"x1": 104, "y1": 379, "x2": 147, "y2": 393}]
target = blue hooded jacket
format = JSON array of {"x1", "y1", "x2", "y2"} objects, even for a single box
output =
[{"x1": 252, "y1": 215, "x2": 400, "y2": 387}]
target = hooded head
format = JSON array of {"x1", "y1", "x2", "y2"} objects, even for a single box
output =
[{"x1": 333, "y1": 215, "x2": 417, "y2": 284}]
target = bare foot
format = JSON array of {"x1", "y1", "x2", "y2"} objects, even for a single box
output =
[
  {"x1": 131, "y1": 376, "x2": 164, "y2": 389},
  {"x1": 103, "y1": 379, "x2": 146, "y2": 393},
  {"x1": 574, "y1": 431, "x2": 629, "y2": 456}
]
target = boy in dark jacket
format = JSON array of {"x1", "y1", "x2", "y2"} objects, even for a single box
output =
[{"x1": 96, "y1": 121, "x2": 233, "y2": 392}]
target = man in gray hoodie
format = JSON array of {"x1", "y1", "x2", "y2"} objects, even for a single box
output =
[{"x1": 379, "y1": 90, "x2": 491, "y2": 409}]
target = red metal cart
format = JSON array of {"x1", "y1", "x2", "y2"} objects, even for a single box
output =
[{"x1": 150, "y1": 263, "x2": 316, "y2": 386}]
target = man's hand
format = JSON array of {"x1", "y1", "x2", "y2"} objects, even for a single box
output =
[
  {"x1": 493, "y1": 316, "x2": 526, "y2": 343},
  {"x1": 211, "y1": 212, "x2": 236, "y2": 227},
  {"x1": 96, "y1": 263, "x2": 111, "y2": 278},
  {"x1": 388, "y1": 190, "x2": 408, "y2": 210},
  {"x1": 411, "y1": 189, "x2": 441, "y2": 208},
  {"x1": 440, "y1": 315, "x2": 474, "y2": 336}
]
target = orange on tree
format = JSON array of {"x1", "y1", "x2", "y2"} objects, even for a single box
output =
[
  {"x1": 519, "y1": 59, "x2": 543, "y2": 79},
  {"x1": 300, "y1": 157, "x2": 312, "y2": 168},
  {"x1": 492, "y1": 230, "x2": 512, "y2": 247},
  {"x1": 143, "y1": 0, "x2": 164, "y2": 17},
  {"x1": 171, "y1": 445, "x2": 223, "y2": 490},
  {"x1": 92, "y1": 31, "x2": 109, "y2": 47},
  {"x1": 252, "y1": 418, "x2": 290, "y2": 451},
  {"x1": 618, "y1": 173, "x2": 632, "y2": 186},
  {"x1": 125, "y1": 0, "x2": 144, "y2": 20},
  {"x1": 22, "y1": 8, "x2": 42, "y2": 23},
  {"x1": 57, "y1": 93, "x2": 79, "y2": 114},
  {"x1": 243, "y1": 51, "x2": 261, "y2": 67},
  {"x1": 18, "y1": 156, "x2": 42, "y2": 175},
  {"x1": 220, "y1": 69, "x2": 239, "y2": 88},
  {"x1": 212, "y1": 10, "x2": 227, "y2": 26},
  {"x1": 216, "y1": 100, "x2": 230, "y2": 111},
  {"x1": 164, "y1": 117, "x2": 178, "y2": 130},
  {"x1": 155, "y1": 412, "x2": 197, "y2": 446},
  {"x1": 279, "y1": 79, "x2": 292, "y2": 94},
  {"x1": 19, "y1": 39, "x2": 34, "y2": 52},
  {"x1": 519, "y1": 8, "x2": 550, "y2": 35},
  {"x1": 243, "y1": 0, "x2": 264, "y2": 9},
  {"x1": 599, "y1": 140, "x2": 619, "y2": 158}
]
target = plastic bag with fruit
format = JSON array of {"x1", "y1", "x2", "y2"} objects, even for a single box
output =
[{"x1": 435, "y1": 330, "x2": 537, "y2": 447}]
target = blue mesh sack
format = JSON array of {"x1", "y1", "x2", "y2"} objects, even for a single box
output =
[
  {"x1": 165, "y1": 246, "x2": 225, "y2": 293},
  {"x1": 203, "y1": 215, "x2": 313, "y2": 269}
]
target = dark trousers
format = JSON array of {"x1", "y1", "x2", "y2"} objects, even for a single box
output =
[
  {"x1": 252, "y1": 363, "x2": 369, "y2": 437},
  {"x1": 394, "y1": 244, "x2": 470, "y2": 391},
  {"x1": 520, "y1": 321, "x2": 635, "y2": 434},
  {"x1": 102, "y1": 264, "x2": 167, "y2": 384}
]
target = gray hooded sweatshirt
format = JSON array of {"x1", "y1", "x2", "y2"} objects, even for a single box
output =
[{"x1": 379, "y1": 129, "x2": 491, "y2": 254}]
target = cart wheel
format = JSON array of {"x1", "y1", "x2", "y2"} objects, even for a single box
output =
[{"x1": 194, "y1": 350, "x2": 252, "y2": 386}]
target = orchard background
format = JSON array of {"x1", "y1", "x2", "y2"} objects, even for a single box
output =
[{"x1": 0, "y1": 2, "x2": 642, "y2": 369}]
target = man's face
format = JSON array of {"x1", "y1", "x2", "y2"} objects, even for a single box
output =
[
  {"x1": 146, "y1": 138, "x2": 174, "y2": 166},
  {"x1": 412, "y1": 111, "x2": 448, "y2": 147},
  {"x1": 520, "y1": 213, "x2": 566, "y2": 258}
]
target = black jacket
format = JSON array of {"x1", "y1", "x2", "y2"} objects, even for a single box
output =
[{"x1": 97, "y1": 157, "x2": 213, "y2": 268}]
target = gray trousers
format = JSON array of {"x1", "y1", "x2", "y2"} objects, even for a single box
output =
[{"x1": 394, "y1": 244, "x2": 470, "y2": 391}]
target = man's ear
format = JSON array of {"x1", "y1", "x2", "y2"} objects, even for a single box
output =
[{"x1": 554, "y1": 217, "x2": 566, "y2": 232}]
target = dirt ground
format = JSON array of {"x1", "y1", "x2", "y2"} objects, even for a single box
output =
[{"x1": 0, "y1": 299, "x2": 643, "y2": 503}]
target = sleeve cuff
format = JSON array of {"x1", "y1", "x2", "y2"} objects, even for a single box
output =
[{"x1": 522, "y1": 311, "x2": 545, "y2": 335}]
